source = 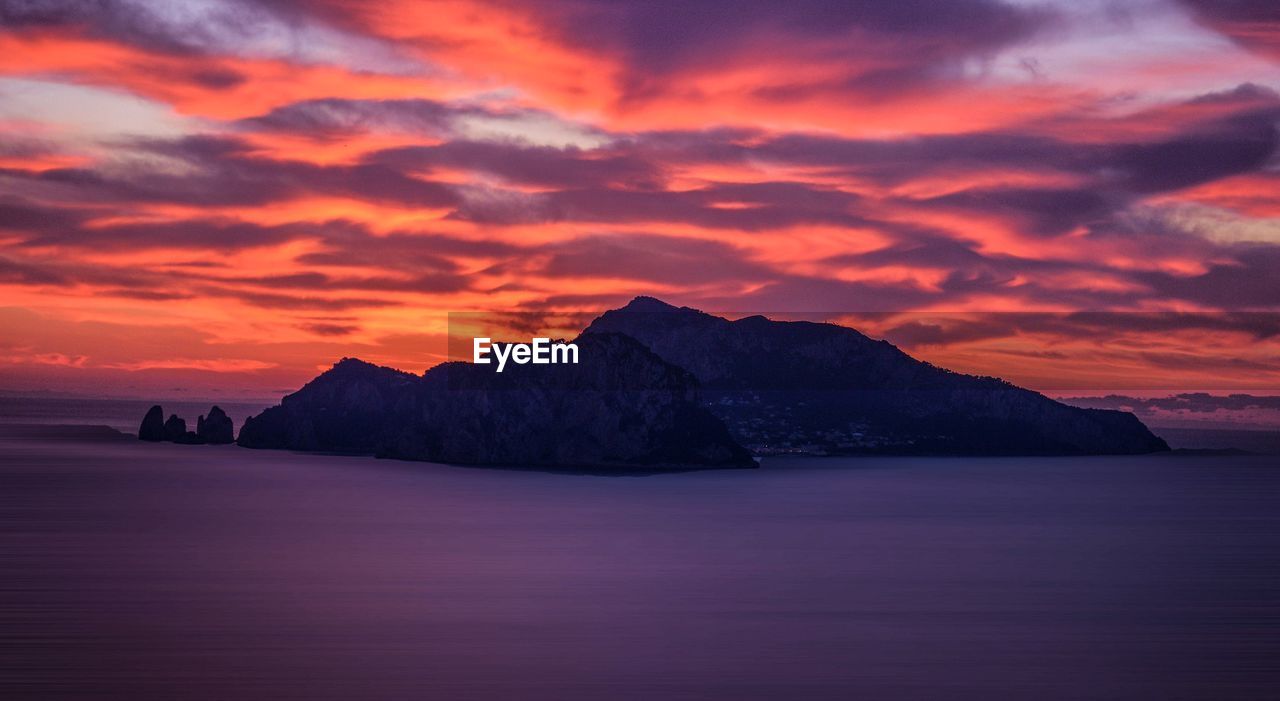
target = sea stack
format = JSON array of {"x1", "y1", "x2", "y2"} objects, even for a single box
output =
[
  {"x1": 163, "y1": 414, "x2": 188, "y2": 442},
  {"x1": 138, "y1": 405, "x2": 165, "y2": 441},
  {"x1": 196, "y1": 406, "x2": 235, "y2": 444}
]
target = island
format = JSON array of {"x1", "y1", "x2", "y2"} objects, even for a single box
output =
[{"x1": 138, "y1": 297, "x2": 1169, "y2": 468}]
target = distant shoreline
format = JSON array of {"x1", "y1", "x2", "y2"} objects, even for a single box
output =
[
  {"x1": 3, "y1": 394, "x2": 1280, "y2": 456},
  {"x1": 3, "y1": 421, "x2": 1277, "y2": 458}
]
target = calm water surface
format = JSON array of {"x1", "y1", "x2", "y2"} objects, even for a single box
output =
[
  {"x1": 0, "y1": 397, "x2": 274, "y2": 434},
  {"x1": 2, "y1": 429, "x2": 1278, "y2": 699}
]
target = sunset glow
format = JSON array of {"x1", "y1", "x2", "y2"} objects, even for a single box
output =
[{"x1": 1, "y1": 0, "x2": 1278, "y2": 398}]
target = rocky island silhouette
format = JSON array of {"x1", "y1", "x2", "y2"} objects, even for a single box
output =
[{"x1": 138, "y1": 297, "x2": 1169, "y2": 468}]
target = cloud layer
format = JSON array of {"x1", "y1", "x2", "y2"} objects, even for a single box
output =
[{"x1": 1, "y1": 0, "x2": 1278, "y2": 397}]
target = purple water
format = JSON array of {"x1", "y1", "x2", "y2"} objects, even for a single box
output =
[
  {"x1": 0, "y1": 396, "x2": 274, "y2": 435},
  {"x1": 2, "y1": 427, "x2": 1278, "y2": 700}
]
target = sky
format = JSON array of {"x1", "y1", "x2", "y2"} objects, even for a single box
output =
[{"x1": 1, "y1": 0, "x2": 1279, "y2": 409}]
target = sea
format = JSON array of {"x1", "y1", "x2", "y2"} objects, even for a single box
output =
[
  {"x1": 0, "y1": 396, "x2": 276, "y2": 435},
  {"x1": 2, "y1": 397, "x2": 1278, "y2": 699}
]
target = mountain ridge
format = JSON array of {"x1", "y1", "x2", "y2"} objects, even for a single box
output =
[
  {"x1": 222, "y1": 295, "x2": 1169, "y2": 466},
  {"x1": 585, "y1": 297, "x2": 1169, "y2": 455},
  {"x1": 237, "y1": 332, "x2": 756, "y2": 469}
]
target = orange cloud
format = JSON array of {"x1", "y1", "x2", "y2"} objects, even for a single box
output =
[{"x1": 0, "y1": 31, "x2": 463, "y2": 120}]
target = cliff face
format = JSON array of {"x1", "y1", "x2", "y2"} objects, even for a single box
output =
[
  {"x1": 237, "y1": 335, "x2": 756, "y2": 470},
  {"x1": 586, "y1": 297, "x2": 1170, "y2": 456}
]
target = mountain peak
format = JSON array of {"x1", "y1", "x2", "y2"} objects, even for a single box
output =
[
  {"x1": 308, "y1": 357, "x2": 416, "y2": 387},
  {"x1": 586, "y1": 296, "x2": 718, "y2": 338},
  {"x1": 619, "y1": 296, "x2": 682, "y2": 313}
]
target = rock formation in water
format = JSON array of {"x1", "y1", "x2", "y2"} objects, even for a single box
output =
[
  {"x1": 138, "y1": 405, "x2": 166, "y2": 441},
  {"x1": 196, "y1": 406, "x2": 235, "y2": 444},
  {"x1": 585, "y1": 297, "x2": 1170, "y2": 456},
  {"x1": 238, "y1": 333, "x2": 756, "y2": 470},
  {"x1": 137, "y1": 406, "x2": 234, "y2": 444},
  {"x1": 162, "y1": 414, "x2": 187, "y2": 442}
]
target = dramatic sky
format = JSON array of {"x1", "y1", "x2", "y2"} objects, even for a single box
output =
[{"x1": 1, "y1": 0, "x2": 1279, "y2": 403}]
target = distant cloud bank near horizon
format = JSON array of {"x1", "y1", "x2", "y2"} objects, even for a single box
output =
[{"x1": 1062, "y1": 392, "x2": 1280, "y2": 430}]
